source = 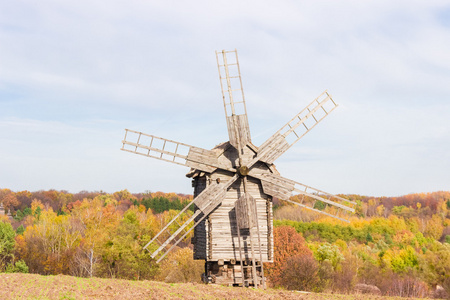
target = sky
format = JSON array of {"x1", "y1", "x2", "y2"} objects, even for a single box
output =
[{"x1": 0, "y1": 0, "x2": 449, "y2": 197}]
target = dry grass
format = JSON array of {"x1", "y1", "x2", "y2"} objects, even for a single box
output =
[{"x1": 0, "y1": 273, "x2": 428, "y2": 300}]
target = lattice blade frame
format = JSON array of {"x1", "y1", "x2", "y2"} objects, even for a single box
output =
[
  {"x1": 252, "y1": 173, "x2": 356, "y2": 222},
  {"x1": 121, "y1": 129, "x2": 234, "y2": 173},
  {"x1": 143, "y1": 174, "x2": 239, "y2": 263},
  {"x1": 257, "y1": 91, "x2": 338, "y2": 164},
  {"x1": 216, "y1": 49, "x2": 251, "y2": 149}
]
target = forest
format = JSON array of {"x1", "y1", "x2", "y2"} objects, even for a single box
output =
[{"x1": 0, "y1": 188, "x2": 449, "y2": 298}]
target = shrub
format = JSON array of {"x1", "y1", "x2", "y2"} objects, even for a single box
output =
[
  {"x1": 331, "y1": 254, "x2": 358, "y2": 294},
  {"x1": 5, "y1": 260, "x2": 29, "y2": 273},
  {"x1": 156, "y1": 247, "x2": 203, "y2": 283},
  {"x1": 279, "y1": 254, "x2": 319, "y2": 291},
  {"x1": 314, "y1": 243, "x2": 344, "y2": 269}
]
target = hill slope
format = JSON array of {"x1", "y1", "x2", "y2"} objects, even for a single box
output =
[{"x1": 0, "y1": 273, "x2": 425, "y2": 300}]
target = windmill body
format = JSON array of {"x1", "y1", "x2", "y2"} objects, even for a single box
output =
[
  {"x1": 121, "y1": 50, "x2": 356, "y2": 287},
  {"x1": 189, "y1": 142, "x2": 274, "y2": 285}
]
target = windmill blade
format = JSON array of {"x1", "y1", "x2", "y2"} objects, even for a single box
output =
[
  {"x1": 251, "y1": 173, "x2": 356, "y2": 222},
  {"x1": 216, "y1": 49, "x2": 251, "y2": 151},
  {"x1": 143, "y1": 174, "x2": 239, "y2": 263},
  {"x1": 121, "y1": 129, "x2": 235, "y2": 173},
  {"x1": 256, "y1": 91, "x2": 338, "y2": 165}
]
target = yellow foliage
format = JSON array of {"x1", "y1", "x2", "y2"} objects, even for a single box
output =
[
  {"x1": 376, "y1": 205, "x2": 385, "y2": 217},
  {"x1": 349, "y1": 218, "x2": 370, "y2": 228},
  {"x1": 156, "y1": 247, "x2": 203, "y2": 283},
  {"x1": 424, "y1": 214, "x2": 444, "y2": 240},
  {"x1": 387, "y1": 215, "x2": 407, "y2": 232},
  {"x1": 392, "y1": 230, "x2": 414, "y2": 246},
  {"x1": 113, "y1": 189, "x2": 136, "y2": 202},
  {"x1": 334, "y1": 239, "x2": 348, "y2": 253},
  {"x1": 138, "y1": 204, "x2": 146, "y2": 213},
  {"x1": 95, "y1": 194, "x2": 117, "y2": 206},
  {"x1": 31, "y1": 199, "x2": 44, "y2": 215}
]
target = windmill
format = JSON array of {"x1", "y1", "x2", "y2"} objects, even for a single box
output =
[{"x1": 121, "y1": 49, "x2": 356, "y2": 288}]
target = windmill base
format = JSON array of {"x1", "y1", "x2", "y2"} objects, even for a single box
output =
[{"x1": 202, "y1": 261, "x2": 265, "y2": 287}]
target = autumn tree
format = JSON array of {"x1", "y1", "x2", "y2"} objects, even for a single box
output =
[
  {"x1": 264, "y1": 226, "x2": 313, "y2": 288},
  {"x1": 424, "y1": 214, "x2": 444, "y2": 240},
  {"x1": 418, "y1": 242, "x2": 450, "y2": 296},
  {"x1": 331, "y1": 253, "x2": 358, "y2": 294},
  {"x1": 2, "y1": 193, "x2": 19, "y2": 213},
  {"x1": 97, "y1": 208, "x2": 157, "y2": 280},
  {"x1": 314, "y1": 243, "x2": 344, "y2": 269},
  {"x1": 15, "y1": 207, "x2": 82, "y2": 275},
  {"x1": 69, "y1": 198, "x2": 105, "y2": 277},
  {"x1": 70, "y1": 197, "x2": 120, "y2": 278},
  {"x1": 15, "y1": 190, "x2": 33, "y2": 210},
  {"x1": 157, "y1": 247, "x2": 203, "y2": 283}
]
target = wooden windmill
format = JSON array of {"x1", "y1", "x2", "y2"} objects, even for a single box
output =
[{"x1": 121, "y1": 49, "x2": 356, "y2": 288}]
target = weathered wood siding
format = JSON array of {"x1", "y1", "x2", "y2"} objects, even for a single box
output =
[{"x1": 191, "y1": 143, "x2": 274, "y2": 263}]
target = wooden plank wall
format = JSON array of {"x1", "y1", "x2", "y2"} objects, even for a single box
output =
[
  {"x1": 208, "y1": 175, "x2": 272, "y2": 262},
  {"x1": 191, "y1": 143, "x2": 274, "y2": 262}
]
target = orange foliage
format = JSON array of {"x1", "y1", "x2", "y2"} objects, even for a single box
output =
[
  {"x1": 2, "y1": 193, "x2": 19, "y2": 212},
  {"x1": 264, "y1": 226, "x2": 313, "y2": 287}
]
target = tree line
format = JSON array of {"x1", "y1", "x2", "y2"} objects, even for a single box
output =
[{"x1": 0, "y1": 188, "x2": 449, "y2": 298}]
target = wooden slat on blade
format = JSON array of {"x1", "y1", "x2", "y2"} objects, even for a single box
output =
[
  {"x1": 195, "y1": 184, "x2": 227, "y2": 214},
  {"x1": 252, "y1": 173, "x2": 295, "y2": 200},
  {"x1": 256, "y1": 134, "x2": 290, "y2": 165},
  {"x1": 121, "y1": 129, "x2": 236, "y2": 173}
]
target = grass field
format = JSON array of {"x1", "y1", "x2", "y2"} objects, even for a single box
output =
[{"x1": 0, "y1": 273, "x2": 429, "y2": 300}]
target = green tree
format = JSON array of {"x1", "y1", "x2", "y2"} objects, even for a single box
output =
[
  {"x1": 5, "y1": 260, "x2": 29, "y2": 273},
  {"x1": 99, "y1": 209, "x2": 158, "y2": 280},
  {"x1": 0, "y1": 221, "x2": 16, "y2": 270},
  {"x1": 315, "y1": 243, "x2": 344, "y2": 269},
  {"x1": 16, "y1": 225, "x2": 25, "y2": 235},
  {"x1": 383, "y1": 246, "x2": 418, "y2": 273},
  {"x1": 419, "y1": 242, "x2": 450, "y2": 295},
  {"x1": 366, "y1": 232, "x2": 374, "y2": 243},
  {"x1": 314, "y1": 200, "x2": 326, "y2": 211}
]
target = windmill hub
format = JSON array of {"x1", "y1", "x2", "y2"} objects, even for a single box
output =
[{"x1": 238, "y1": 166, "x2": 250, "y2": 176}]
